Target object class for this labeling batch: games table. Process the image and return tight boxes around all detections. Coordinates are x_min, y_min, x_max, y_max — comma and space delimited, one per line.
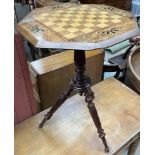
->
17, 3, 139, 152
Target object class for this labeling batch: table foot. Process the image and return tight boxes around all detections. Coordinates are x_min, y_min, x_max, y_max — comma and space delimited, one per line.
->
84, 88, 109, 152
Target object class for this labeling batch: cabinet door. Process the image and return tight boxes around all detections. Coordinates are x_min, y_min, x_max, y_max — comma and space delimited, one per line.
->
14, 34, 38, 125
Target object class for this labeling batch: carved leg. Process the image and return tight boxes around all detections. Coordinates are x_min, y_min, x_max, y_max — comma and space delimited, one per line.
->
39, 86, 73, 128
84, 88, 109, 152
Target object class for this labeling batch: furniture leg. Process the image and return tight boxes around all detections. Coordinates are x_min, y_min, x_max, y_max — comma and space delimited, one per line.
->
39, 86, 73, 128
84, 88, 109, 152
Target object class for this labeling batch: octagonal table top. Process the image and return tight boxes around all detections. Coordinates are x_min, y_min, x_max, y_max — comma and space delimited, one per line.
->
17, 3, 139, 50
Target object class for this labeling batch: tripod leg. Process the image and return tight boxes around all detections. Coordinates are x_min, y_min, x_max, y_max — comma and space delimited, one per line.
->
39, 86, 73, 128
84, 88, 109, 152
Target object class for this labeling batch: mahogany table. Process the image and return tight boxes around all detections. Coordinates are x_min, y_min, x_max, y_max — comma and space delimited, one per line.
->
17, 3, 139, 152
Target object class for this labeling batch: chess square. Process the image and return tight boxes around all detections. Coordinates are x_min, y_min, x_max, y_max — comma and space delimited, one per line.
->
99, 18, 109, 23
87, 14, 96, 19
64, 33, 77, 39
59, 22, 68, 27
84, 23, 94, 28
79, 10, 87, 14
100, 15, 109, 19
67, 28, 79, 33
111, 19, 121, 23
73, 18, 83, 22
85, 18, 96, 23
96, 23, 108, 28
111, 15, 121, 19
70, 22, 81, 27
81, 28, 94, 33
61, 18, 70, 22
53, 27, 65, 32
75, 14, 85, 18
45, 21, 55, 26
99, 11, 109, 15
92, 20, 102, 25
63, 14, 73, 18
89, 11, 98, 15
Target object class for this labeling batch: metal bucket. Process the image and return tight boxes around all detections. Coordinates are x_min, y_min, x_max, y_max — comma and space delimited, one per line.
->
125, 47, 140, 93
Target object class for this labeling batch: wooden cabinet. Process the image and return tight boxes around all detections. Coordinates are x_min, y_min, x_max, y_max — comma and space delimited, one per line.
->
80, 0, 132, 11
29, 50, 104, 110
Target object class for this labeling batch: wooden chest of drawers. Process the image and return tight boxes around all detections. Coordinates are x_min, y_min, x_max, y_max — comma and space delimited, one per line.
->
29, 50, 104, 110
